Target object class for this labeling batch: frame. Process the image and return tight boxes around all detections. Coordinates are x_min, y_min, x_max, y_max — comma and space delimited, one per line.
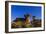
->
5, 1, 45, 33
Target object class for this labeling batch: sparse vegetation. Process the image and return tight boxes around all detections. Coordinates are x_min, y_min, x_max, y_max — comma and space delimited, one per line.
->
11, 14, 41, 28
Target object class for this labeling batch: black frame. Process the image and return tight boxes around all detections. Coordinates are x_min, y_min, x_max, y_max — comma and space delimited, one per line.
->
5, 1, 45, 33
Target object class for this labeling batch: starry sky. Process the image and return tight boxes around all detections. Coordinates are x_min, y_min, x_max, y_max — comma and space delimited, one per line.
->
11, 5, 41, 21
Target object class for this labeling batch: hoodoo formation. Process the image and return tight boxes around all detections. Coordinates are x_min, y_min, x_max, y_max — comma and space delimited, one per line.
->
11, 14, 41, 28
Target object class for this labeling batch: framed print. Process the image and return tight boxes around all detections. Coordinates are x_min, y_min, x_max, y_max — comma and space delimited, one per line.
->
5, 1, 45, 33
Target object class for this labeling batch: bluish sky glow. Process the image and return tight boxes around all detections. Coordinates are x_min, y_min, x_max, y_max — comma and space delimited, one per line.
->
11, 5, 41, 21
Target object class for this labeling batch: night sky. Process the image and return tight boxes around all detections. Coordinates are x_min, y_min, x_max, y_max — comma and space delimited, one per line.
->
11, 5, 41, 21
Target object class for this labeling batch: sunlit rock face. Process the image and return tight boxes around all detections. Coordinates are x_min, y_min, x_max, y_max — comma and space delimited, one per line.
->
11, 14, 32, 28
25, 17, 31, 24
24, 14, 31, 24
24, 14, 32, 28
